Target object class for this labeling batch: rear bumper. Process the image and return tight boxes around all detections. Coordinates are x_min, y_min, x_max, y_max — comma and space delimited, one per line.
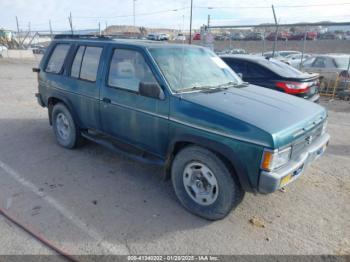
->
258, 133, 330, 193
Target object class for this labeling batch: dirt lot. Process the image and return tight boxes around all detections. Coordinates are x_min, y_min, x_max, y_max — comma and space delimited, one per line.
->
0, 58, 349, 256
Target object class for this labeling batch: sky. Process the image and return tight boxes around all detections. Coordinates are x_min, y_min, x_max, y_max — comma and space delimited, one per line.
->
1, 0, 350, 32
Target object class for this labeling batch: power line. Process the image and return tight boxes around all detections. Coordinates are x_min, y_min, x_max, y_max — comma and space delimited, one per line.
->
74, 7, 188, 19
196, 2, 350, 9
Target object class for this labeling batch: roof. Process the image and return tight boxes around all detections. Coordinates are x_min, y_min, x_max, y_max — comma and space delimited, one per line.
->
52, 34, 196, 49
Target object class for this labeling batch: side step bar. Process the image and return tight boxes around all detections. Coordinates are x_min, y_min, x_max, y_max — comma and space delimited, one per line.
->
81, 131, 165, 166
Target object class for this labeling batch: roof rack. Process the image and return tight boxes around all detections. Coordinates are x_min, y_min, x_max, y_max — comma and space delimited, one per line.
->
54, 34, 112, 40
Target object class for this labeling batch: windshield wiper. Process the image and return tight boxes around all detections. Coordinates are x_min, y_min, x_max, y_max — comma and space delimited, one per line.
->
176, 81, 249, 93
176, 85, 215, 93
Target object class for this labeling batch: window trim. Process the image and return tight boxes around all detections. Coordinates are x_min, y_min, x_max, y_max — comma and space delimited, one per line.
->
44, 43, 71, 75
69, 45, 103, 83
106, 47, 160, 94
70, 45, 86, 80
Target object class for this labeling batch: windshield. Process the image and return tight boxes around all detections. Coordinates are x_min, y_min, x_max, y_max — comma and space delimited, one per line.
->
280, 51, 300, 57
149, 46, 241, 92
334, 56, 350, 69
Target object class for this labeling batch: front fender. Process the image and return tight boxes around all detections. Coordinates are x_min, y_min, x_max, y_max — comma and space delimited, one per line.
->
166, 134, 259, 193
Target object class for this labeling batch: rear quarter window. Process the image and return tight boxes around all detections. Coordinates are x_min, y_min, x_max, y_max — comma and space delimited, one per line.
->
80, 47, 102, 82
70, 46, 103, 82
45, 44, 70, 74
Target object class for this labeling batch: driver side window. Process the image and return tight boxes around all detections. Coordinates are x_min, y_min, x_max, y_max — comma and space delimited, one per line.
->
108, 49, 158, 92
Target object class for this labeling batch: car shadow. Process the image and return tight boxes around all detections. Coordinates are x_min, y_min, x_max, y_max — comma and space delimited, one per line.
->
325, 144, 350, 158
0, 118, 212, 253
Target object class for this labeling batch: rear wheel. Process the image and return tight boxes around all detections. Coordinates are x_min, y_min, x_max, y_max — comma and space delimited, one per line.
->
171, 146, 244, 220
52, 103, 82, 149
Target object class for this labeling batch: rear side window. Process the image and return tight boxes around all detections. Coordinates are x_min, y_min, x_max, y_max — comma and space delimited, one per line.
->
246, 63, 271, 78
70, 46, 102, 82
45, 44, 70, 73
225, 59, 246, 75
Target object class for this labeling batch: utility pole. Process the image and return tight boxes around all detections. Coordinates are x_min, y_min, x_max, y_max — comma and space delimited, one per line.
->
262, 29, 266, 55
271, 5, 278, 57
299, 26, 308, 69
16, 16, 21, 47
68, 12, 73, 35
207, 14, 210, 27
49, 20, 53, 39
189, 0, 193, 44
346, 56, 350, 91
98, 22, 101, 36
133, 0, 136, 27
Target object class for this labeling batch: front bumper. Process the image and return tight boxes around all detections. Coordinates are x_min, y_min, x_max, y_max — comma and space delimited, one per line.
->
258, 133, 330, 193
35, 93, 45, 107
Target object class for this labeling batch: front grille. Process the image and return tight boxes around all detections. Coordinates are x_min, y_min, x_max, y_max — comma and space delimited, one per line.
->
291, 124, 323, 159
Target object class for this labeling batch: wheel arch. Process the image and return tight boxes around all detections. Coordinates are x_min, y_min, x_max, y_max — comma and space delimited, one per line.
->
165, 135, 255, 193
47, 94, 80, 127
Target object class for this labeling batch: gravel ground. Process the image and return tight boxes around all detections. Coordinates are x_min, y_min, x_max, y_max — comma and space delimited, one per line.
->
0, 58, 349, 256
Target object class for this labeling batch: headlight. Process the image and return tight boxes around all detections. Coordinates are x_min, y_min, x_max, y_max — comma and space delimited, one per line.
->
321, 120, 328, 135
261, 147, 292, 171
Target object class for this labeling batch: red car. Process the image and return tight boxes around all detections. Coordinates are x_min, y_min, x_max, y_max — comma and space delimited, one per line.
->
193, 33, 201, 40
266, 32, 290, 41
289, 32, 317, 40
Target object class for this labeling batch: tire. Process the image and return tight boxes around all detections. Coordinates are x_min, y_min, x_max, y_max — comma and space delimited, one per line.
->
171, 146, 244, 220
52, 103, 83, 149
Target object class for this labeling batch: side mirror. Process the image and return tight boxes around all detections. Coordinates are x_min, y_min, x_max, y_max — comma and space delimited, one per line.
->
237, 73, 243, 79
139, 82, 164, 99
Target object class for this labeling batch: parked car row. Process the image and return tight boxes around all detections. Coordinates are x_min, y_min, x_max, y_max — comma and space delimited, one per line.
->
211, 31, 350, 41
147, 33, 169, 41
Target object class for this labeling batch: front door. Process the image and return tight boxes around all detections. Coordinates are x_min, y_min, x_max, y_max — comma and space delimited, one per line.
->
100, 47, 169, 157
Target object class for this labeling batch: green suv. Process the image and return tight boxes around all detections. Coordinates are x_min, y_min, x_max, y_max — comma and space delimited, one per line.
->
34, 35, 330, 220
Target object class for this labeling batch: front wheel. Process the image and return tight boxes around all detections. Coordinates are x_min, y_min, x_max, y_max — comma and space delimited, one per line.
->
171, 146, 244, 220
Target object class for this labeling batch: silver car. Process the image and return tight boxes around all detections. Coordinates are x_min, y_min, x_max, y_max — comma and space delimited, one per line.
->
302, 54, 350, 81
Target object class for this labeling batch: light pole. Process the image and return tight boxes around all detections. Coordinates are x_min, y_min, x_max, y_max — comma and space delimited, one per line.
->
133, 0, 137, 27
189, 0, 193, 44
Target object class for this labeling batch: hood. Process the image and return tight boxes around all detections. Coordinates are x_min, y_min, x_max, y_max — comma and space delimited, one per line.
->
175, 84, 327, 148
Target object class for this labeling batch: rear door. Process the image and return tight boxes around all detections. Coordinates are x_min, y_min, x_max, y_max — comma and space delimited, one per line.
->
65, 44, 104, 129
99, 46, 169, 157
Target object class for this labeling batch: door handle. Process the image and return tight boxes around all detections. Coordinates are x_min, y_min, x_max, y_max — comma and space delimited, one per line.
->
102, 97, 111, 104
